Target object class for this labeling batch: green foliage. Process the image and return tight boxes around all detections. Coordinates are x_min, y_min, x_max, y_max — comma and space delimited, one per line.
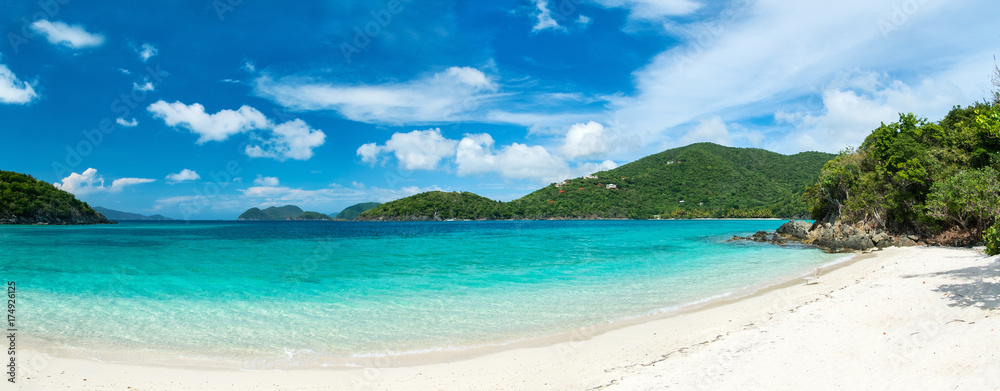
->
237, 205, 331, 220
238, 205, 304, 220
361, 143, 833, 220
925, 167, 1000, 232
360, 191, 505, 220
0, 170, 106, 224
335, 202, 382, 220
804, 104, 1000, 239
985, 222, 1000, 256
296, 211, 333, 220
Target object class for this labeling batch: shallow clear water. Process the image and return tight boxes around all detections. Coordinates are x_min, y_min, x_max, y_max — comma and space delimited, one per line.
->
0, 220, 844, 368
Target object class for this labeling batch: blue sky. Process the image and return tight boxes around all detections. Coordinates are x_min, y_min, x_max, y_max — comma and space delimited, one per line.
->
1, 0, 998, 219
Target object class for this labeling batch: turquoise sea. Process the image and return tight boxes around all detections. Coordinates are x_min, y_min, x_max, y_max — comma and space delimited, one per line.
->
1, 220, 846, 369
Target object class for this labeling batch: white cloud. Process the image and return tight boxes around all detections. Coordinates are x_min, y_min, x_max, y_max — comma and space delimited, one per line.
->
608, 0, 998, 153
559, 121, 610, 159
110, 177, 156, 192
363, 129, 619, 183
360, 128, 458, 170
133, 81, 155, 92
356, 143, 383, 165
53, 168, 104, 195
148, 101, 327, 161
29, 20, 105, 49
54, 168, 154, 195
245, 119, 326, 161
254, 175, 279, 187
254, 66, 497, 124
590, 0, 701, 20
137, 43, 157, 62
454, 133, 618, 183
0, 64, 37, 104
455, 133, 497, 176
118, 68, 132, 75
531, 0, 562, 32
116, 117, 138, 127
679, 116, 731, 146
772, 70, 974, 153
147, 101, 269, 144
165, 169, 201, 183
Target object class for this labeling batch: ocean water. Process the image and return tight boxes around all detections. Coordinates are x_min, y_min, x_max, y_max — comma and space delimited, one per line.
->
0, 220, 845, 369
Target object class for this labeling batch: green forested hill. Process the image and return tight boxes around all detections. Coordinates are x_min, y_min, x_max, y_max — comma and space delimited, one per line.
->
511, 143, 832, 219
0, 170, 113, 224
334, 202, 382, 220
360, 191, 504, 221
237, 205, 333, 220
359, 143, 833, 221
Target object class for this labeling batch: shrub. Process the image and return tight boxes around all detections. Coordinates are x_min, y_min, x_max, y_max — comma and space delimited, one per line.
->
985, 222, 1000, 256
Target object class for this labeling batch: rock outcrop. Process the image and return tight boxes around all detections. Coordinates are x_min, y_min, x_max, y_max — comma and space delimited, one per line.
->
732, 220, 927, 253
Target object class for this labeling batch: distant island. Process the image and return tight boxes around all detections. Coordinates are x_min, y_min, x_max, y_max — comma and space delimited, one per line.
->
0, 170, 114, 225
359, 143, 833, 221
95, 207, 173, 221
334, 202, 381, 220
237, 205, 333, 221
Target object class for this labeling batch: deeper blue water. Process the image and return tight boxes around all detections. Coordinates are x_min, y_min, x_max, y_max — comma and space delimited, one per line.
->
0, 220, 844, 368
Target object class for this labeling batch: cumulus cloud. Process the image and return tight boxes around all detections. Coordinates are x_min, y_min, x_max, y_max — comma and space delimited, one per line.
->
254, 175, 280, 187
559, 121, 611, 159
116, 117, 138, 127
165, 169, 200, 183
457, 134, 618, 182
0, 64, 38, 104
29, 20, 105, 49
148, 101, 326, 160
147, 101, 269, 144
245, 119, 326, 161
254, 66, 497, 124
358, 128, 458, 170
361, 129, 618, 183
54, 168, 154, 195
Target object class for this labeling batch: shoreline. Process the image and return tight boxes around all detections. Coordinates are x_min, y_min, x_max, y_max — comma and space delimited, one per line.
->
19, 246, 999, 390
19, 248, 850, 372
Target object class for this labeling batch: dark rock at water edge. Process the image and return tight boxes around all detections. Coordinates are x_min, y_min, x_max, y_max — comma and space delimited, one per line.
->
732, 220, 928, 253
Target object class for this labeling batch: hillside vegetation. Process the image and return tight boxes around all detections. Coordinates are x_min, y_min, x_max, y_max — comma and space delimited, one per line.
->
0, 170, 112, 224
359, 143, 832, 221
804, 103, 1000, 250
360, 191, 504, 221
334, 202, 382, 220
238, 205, 332, 221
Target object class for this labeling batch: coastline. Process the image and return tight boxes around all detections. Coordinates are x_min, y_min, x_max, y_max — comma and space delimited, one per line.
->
17, 246, 1000, 390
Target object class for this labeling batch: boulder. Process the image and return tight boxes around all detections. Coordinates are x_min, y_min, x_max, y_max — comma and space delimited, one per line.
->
776, 220, 812, 239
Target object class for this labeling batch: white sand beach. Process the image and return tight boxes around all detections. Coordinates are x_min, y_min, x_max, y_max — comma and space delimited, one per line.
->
16, 246, 1000, 390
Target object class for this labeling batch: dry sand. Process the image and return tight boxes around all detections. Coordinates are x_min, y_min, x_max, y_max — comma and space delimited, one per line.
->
14, 246, 1000, 390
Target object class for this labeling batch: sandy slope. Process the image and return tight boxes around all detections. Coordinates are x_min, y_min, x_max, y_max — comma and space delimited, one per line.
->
14, 247, 1000, 390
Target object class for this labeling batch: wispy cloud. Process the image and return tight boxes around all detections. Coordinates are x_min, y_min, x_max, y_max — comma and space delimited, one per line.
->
254, 66, 498, 125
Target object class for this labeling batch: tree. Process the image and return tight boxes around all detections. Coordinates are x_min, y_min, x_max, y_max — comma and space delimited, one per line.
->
993, 59, 1000, 105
